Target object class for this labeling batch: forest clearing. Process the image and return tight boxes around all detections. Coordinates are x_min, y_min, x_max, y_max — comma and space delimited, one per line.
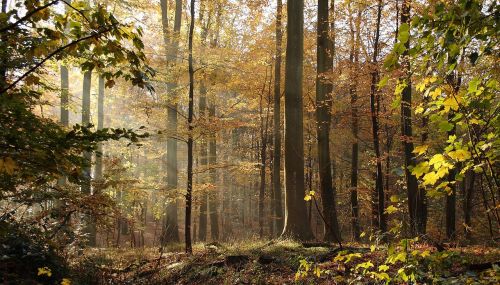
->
0, 0, 499, 284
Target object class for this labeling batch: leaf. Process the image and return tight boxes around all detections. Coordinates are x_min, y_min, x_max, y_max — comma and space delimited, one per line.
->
379, 264, 389, 272
412, 162, 430, 178
0, 157, 17, 175
439, 121, 454, 132
360, 232, 366, 238
448, 149, 471, 161
413, 145, 429, 155
423, 171, 440, 186
385, 205, 399, 214
304, 195, 312, 201
378, 76, 389, 89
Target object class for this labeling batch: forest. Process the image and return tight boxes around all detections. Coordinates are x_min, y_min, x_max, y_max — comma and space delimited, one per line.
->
0, 0, 499, 284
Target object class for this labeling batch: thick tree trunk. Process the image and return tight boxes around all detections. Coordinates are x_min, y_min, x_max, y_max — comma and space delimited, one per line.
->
316, 0, 340, 243
348, 2, 361, 241
160, 0, 182, 244
400, 0, 420, 236
369, 0, 386, 234
185, 0, 195, 255
281, 0, 314, 241
272, 0, 284, 236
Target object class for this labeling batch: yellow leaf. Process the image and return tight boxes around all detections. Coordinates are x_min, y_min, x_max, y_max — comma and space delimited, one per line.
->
385, 205, 399, 214
429, 154, 446, 169
443, 96, 459, 112
413, 145, 429, 155
429, 87, 442, 99
421, 250, 431, 258
38, 267, 52, 277
423, 171, 439, 186
448, 149, 471, 162
360, 232, 366, 238
61, 279, 72, 285
304, 195, 312, 201
379, 264, 389, 272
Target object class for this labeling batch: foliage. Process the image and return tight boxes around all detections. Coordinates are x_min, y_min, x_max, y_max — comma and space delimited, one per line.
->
0, 0, 152, 265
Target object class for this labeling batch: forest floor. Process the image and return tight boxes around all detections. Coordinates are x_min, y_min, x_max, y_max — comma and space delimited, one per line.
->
69, 239, 500, 285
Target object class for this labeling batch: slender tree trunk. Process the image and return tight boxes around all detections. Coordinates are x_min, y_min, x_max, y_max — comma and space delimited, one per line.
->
259, 80, 267, 238
272, 0, 284, 236
348, 2, 361, 241
316, 0, 340, 243
185, 0, 195, 255
369, 0, 386, 234
198, 85, 208, 242
82, 70, 96, 246
94, 76, 104, 180
160, 0, 182, 244
400, 0, 420, 236
281, 0, 314, 241
208, 101, 219, 240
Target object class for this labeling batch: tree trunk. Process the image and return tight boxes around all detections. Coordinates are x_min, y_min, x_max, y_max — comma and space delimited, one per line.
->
316, 0, 341, 243
348, 2, 361, 241
160, 0, 182, 244
400, 0, 420, 236
185, 0, 195, 255
198, 85, 208, 242
82, 70, 96, 246
281, 0, 314, 241
369, 0, 386, 234
94, 76, 104, 181
272, 0, 284, 237
208, 101, 219, 240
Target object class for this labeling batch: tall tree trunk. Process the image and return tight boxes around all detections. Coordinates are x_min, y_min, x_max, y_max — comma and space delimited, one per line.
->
208, 101, 219, 240
198, 85, 208, 242
0, 0, 8, 89
82, 70, 96, 246
94, 76, 104, 180
348, 2, 361, 241
281, 0, 314, 241
316, 0, 340, 243
400, 0, 420, 236
272, 0, 284, 236
160, 0, 182, 244
259, 81, 267, 238
185, 0, 195, 255
369, 0, 386, 234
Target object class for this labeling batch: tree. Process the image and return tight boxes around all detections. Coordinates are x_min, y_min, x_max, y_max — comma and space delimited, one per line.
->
398, 0, 424, 236
185, 0, 196, 255
160, 0, 182, 244
272, 0, 284, 236
369, 0, 386, 234
348, 1, 361, 241
94, 76, 105, 181
281, 0, 314, 241
82, 70, 96, 246
316, 0, 340, 243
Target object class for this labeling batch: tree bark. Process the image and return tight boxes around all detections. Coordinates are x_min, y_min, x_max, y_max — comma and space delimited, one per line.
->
369, 0, 386, 234
348, 2, 361, 241
281, 0, 314, 241
82, 70, 96, 246
272, 0, 284, 237
463, 170, 475, 240
208, 101, 219, 240
400, 0, 420, 236
316, 0, 341, 243
94, 76, 104, 181
160, 0, 182, 244
185, 0, 195, 255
